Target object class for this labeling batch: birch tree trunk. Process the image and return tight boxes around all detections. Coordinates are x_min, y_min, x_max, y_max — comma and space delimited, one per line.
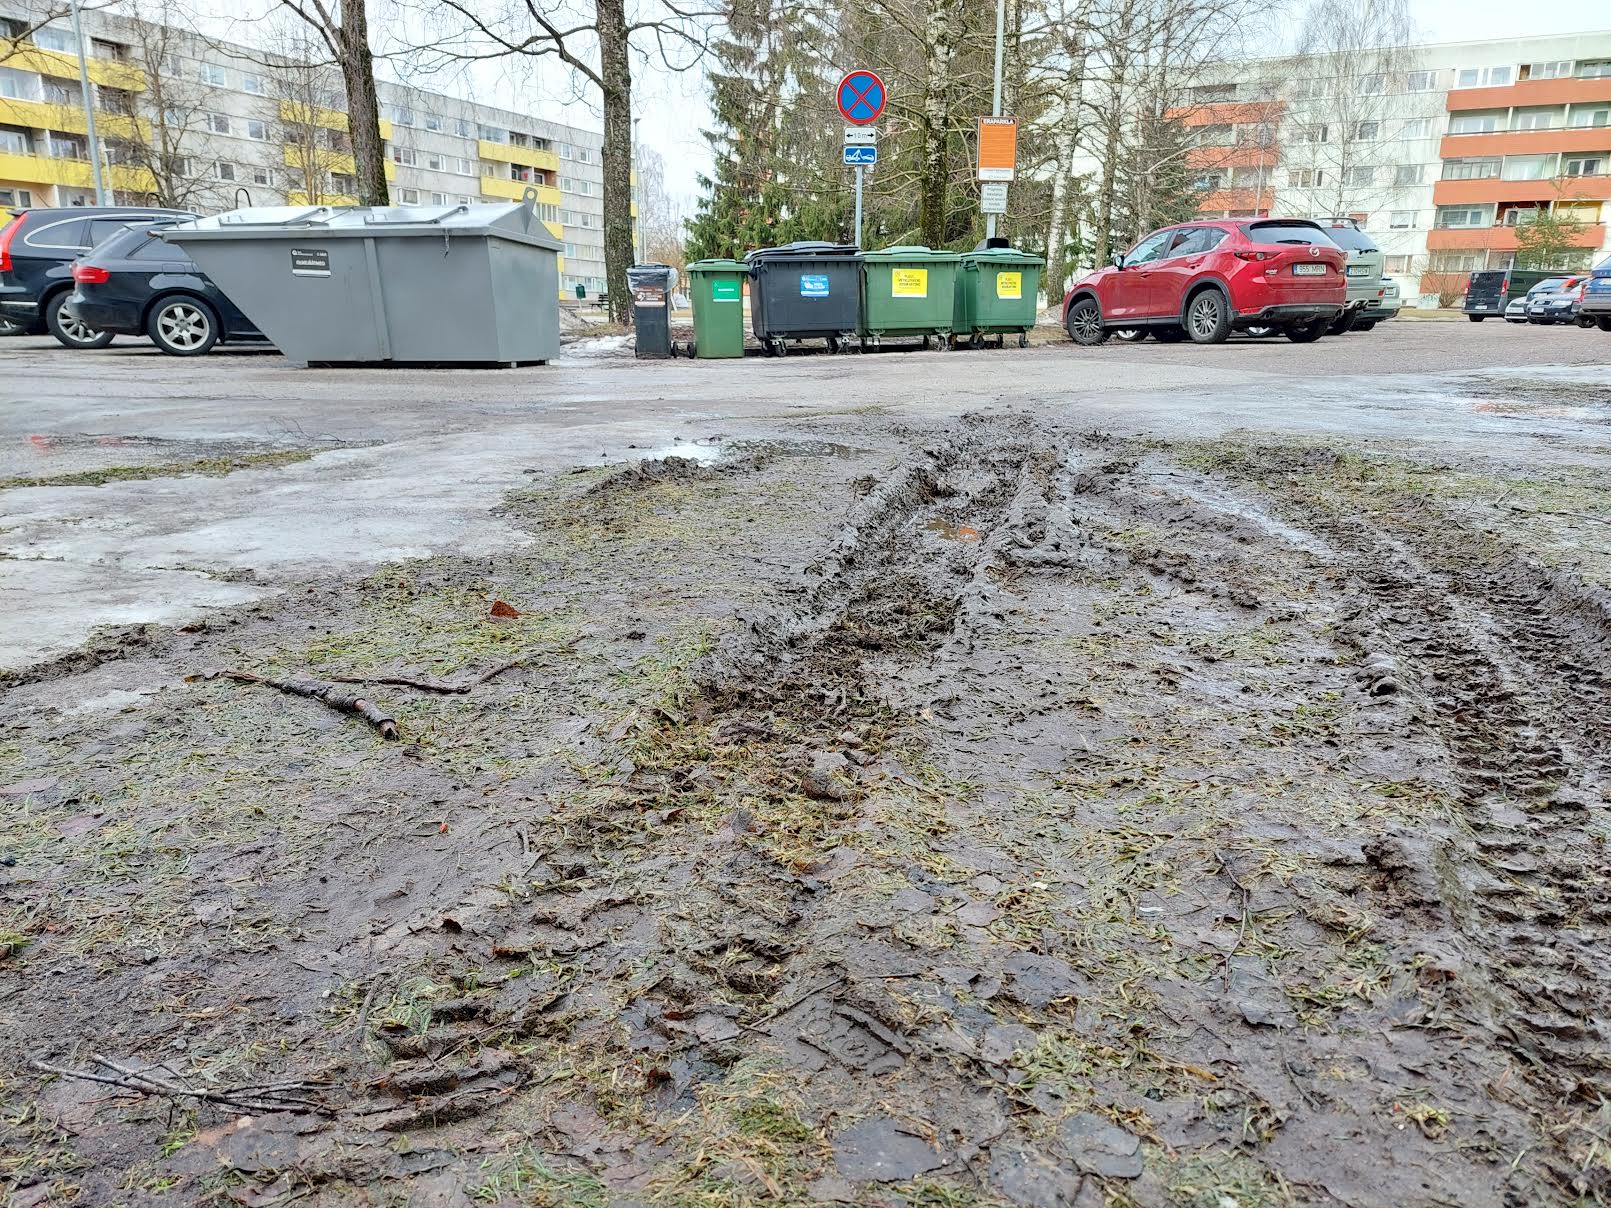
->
1044, 41, 1084, 292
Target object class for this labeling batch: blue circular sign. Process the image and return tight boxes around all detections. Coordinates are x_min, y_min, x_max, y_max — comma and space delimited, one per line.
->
837, 71, 886, 126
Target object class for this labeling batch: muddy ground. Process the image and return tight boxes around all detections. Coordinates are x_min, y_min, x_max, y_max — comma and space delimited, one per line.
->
3, 339, 1611, 1207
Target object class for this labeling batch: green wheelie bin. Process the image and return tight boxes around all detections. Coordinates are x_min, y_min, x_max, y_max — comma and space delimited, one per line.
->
858, 245, 960, 350
685, 258, 749, 358
955, 248, 1045, 348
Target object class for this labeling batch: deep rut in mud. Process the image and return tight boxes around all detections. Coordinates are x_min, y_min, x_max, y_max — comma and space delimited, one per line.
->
5, 419, 1610, 1207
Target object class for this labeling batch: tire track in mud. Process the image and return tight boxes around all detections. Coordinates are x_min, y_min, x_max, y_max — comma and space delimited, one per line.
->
1194, 446, 1611, 1199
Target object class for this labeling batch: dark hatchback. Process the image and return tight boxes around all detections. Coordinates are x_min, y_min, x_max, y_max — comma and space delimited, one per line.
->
0, 205, 194, 347
63, 222, 266, 356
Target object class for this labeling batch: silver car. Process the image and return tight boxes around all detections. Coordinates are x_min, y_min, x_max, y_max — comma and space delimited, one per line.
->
1317, 218, 1385, 334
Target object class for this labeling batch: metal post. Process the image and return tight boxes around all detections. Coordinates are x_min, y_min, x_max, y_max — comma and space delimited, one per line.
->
853, 164, 863, 249
68, 0, 109, 205
985, 0, 1005, 239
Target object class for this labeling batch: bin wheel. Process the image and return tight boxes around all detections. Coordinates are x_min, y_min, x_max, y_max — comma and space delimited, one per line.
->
968, 333, 982, 349
826, 336, 841, 354
1017, 333, 1028, 348
688, 342, 696, 359
997, 335, 1007, 349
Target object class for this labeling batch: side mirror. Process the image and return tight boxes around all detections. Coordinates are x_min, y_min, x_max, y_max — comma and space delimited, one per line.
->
1111, 253, 1126, 270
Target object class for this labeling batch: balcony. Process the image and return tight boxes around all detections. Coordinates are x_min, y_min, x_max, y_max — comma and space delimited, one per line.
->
285, 189, 359, 207
0, 96, 145, 141
1186, 144, 1278, 171
0, 43, 145, 91
478, 175, 561, 206
1448, 76, 1611, 112
1439, 127, 1611, 158
277, 100, 393, 142
1171, 101, 1285, 127
476, 139, 559, 173
1433, 175, 1611, 205
0, 149, 155, 192
1425, 222, 1606, 251
1197, 187, 1273, 213
284, 145, 397, 183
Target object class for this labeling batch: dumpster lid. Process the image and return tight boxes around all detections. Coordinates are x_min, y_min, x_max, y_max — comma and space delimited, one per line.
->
157, 196, 562, 250
746, 241, 860, 261
628, 262, 679, 287
860, 244, 961, 262
962, 247, 1045, 266
686, 258, 749, 272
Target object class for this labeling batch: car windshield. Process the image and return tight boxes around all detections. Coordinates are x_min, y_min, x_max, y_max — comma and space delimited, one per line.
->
1242, 221, 1330, 247
1320, 224, 1380, 252
1532, 278, 1569, 293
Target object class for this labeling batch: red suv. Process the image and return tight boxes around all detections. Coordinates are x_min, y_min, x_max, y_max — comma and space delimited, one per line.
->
1063, 219, 1347, 345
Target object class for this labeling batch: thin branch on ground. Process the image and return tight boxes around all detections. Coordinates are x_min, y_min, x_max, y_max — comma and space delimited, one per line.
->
33, 1056, 331, 1115
208, 670, 399, 739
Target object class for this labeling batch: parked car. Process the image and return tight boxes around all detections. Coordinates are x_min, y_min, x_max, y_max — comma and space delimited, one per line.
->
1464, 268, 1555, 321
0, 205, 195, 348
1504, 296, 1530, 323
1063, 219, 1346, 346
1524, 276, 1586, 325
1316, 217, 1385, 333
1356, 276, 1402, 330
61, 221, 266, 356
1579, 257, 1611, 331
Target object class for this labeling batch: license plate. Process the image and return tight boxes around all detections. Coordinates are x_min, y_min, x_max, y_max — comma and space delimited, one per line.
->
1293, 263, 1326, 276
1346, 265, 1370, 277
1474, 304, 1492, 310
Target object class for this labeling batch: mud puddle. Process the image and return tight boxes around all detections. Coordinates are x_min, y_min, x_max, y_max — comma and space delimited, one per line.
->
2, 418, 1608, 1206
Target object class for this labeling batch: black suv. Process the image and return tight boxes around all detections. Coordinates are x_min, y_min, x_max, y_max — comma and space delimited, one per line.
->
0, 205, 194, 348
64, 222, 266, 356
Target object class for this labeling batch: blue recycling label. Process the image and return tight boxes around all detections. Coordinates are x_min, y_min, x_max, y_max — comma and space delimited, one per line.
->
800, 274, 830, 298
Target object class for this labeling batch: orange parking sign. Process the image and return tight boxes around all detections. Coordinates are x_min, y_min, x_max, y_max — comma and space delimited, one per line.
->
978, 117, 1017, 182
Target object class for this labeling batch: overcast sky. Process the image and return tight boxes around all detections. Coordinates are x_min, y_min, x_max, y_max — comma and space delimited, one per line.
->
177, 2, 1608, 215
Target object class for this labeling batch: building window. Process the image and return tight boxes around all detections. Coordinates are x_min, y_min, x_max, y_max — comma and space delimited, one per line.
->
331, 173, 356, 194
47, 132, 86, 159
1193, 123, 1233, 146
1429, 252, 1480, 272
425, 114, 442, 132
430, 191, 446, 205
1388, 211, 1415, 229
1511, 108, 1561, 131
1442, 157, 1501, 180
1455, 65, 1512, 88
391, 145, 416, 166
557, 142, 572, 159
0, 67, 39, 100
1295, 124, 1330, 144
251, 166, 273, 186
1287, 169, 1324, 188
32, 26, 75, 53
1394, 164, 1424, 186
455, 157, 473, 175
89, 37, 126, 60
1194, 172, 1224, 190
1434, 206, 1488, 228
477, 124, 506, 143
1502, 154, 1554, 181
1556, 201, 1602, 223
241, 73, 267, 95
1449, 113, 1500, 134
481, 161, 495, 176
1355, 73, 1385, 95
1563, 155, 1605, 177
426, 153, 443, 171
399, 187, 420, 204
1501, 205, 1541, 226
1405, 70, 1438, 92
172, 155, 191, 177
456, 119, 471, 137
0, 127, 31, 155
1235, 123, 1274, 146
458, 195, 473, 205
0, 187, 33, 208
1384, 255, 1413, 273
576, 147, 593, 163
1571, 106, 1610, 128
1579, 60, 1611, 79
201, 62, 228, 87
561, 177, 574, 192
214, 161, 235, 181
1400, 118, 1432, 140
245, 120, 269, 141
393, 107, 415, 127
1344, 165, 1375, 187
1190, 83, 1236, 102
207, 113, 231, 135
1520, 61, 1571, 81
1353, 121, 1379, 140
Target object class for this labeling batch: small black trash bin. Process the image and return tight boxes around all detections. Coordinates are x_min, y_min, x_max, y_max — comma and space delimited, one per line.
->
746, 241, 861, 355
629, 262, 677, 359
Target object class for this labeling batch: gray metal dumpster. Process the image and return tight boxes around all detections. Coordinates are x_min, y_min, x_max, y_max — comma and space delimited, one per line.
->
628, 262, 676, 359
157, 191, 561, 366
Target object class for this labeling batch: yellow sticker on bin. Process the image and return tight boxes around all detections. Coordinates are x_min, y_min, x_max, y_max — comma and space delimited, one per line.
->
892, 268, 928, 298
996, 271, 1022, 300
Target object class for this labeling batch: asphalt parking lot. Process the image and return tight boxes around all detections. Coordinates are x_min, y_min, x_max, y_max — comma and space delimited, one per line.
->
2, 318, 1607, 673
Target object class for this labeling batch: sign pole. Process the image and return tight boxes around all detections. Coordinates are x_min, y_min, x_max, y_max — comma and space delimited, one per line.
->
854, 164, 864, 249
986, 0, 1005, 240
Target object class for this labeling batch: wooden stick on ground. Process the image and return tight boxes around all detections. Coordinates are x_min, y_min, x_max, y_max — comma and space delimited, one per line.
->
329, 657, 527, 696
214, 671, 398, 740
33, 1057, 329, 1115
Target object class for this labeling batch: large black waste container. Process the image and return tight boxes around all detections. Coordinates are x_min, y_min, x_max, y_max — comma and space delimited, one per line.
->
629, 262, 677, 359
746, 242, 860, 355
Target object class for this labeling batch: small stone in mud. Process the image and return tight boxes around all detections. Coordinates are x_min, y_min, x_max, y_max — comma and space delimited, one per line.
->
800, 751, 856, 801
832, 1116, 944, 1182
1057, 1113, 1143, 1179
1004, 953, 1086, 1008
987, 1145, 1084, 1208
979, 1023, 1038, 1065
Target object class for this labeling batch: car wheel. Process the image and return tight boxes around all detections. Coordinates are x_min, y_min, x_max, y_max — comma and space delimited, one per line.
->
1327, 310, 1358, 336
1153, 326, 1186, 343
1244, 325, 1279, 339
0, 315, 26, 337
147, 296, 219, 356
1285, 319, 1328, 343
1598, 316, 1611, 332
1112, 327, 1148, 342
1184, 289, 1231, 344
1065, 297, 1107, 346
1354, 320, 1377, 331
1468, 315, 1485, 322
46, 292, 114, 350
1576, 316, 1594, 329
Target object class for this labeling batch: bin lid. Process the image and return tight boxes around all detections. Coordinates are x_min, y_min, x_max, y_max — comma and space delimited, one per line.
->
157, 199, 562, 250
860, 244, 961, 263
746, 241, 860, 262
628, 262, 678, 288
961, 247, 1045, 267
686, 258, 749, 272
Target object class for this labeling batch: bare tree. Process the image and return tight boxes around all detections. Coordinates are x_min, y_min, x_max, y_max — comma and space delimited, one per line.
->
268, 39, 355, 205
634, 143, 684, 266
272, 0, 389, 206
0, 0, 106, 68
412, 0, 716, 322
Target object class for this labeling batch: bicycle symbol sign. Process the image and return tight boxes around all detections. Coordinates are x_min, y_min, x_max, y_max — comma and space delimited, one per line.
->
836, 71, 886, 126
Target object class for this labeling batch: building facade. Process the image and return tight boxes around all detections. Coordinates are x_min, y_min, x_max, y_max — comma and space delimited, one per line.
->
1172, 32, 1611, 301
0, 4, 621, 296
